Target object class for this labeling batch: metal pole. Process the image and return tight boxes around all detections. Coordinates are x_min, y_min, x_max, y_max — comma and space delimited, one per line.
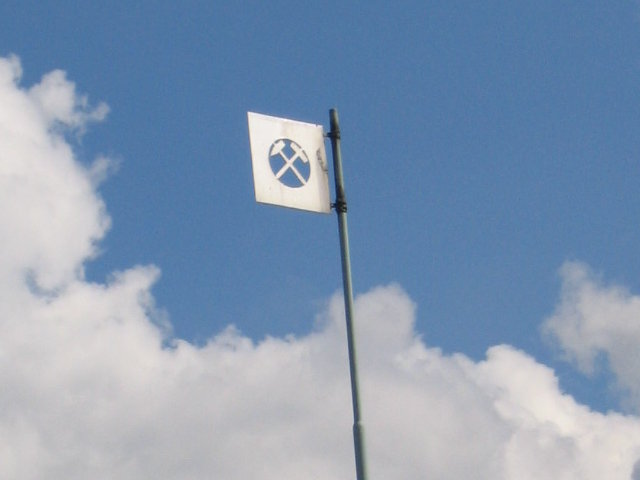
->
328, 108, 368, 480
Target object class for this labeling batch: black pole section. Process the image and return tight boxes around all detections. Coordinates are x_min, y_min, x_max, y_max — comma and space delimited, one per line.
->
328, 108, 368, 480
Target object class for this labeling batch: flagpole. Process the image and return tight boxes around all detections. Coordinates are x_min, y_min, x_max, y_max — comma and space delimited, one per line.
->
328, 108, 368, 480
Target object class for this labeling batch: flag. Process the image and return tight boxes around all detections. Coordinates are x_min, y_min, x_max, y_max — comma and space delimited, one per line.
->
247, 112, 331, 214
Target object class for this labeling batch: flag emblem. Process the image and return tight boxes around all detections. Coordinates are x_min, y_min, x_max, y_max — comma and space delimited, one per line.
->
269, 138, 311, 188
248, 112, 330, 213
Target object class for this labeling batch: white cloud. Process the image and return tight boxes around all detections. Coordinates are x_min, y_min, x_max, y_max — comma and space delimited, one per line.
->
0, 55, 111, 291
2, 55, 640, 479
28, 68, 109, 133
543, 262, 640, 410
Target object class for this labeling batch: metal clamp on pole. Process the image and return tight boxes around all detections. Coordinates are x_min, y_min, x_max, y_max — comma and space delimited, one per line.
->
328, 108, 368, 480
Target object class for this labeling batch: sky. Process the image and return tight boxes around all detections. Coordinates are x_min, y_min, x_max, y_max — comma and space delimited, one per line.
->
2, 1, 640, 478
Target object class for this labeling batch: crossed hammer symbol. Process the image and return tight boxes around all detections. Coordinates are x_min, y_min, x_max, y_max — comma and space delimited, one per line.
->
270, 139, 309, 186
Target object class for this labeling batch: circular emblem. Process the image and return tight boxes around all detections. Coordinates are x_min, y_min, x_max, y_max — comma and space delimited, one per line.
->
268, 138, 311, 188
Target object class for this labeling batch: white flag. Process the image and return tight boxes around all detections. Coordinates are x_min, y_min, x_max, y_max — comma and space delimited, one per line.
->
247, 112, 331, 214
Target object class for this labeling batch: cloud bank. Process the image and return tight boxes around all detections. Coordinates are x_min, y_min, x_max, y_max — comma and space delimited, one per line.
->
2, 55, 640, 479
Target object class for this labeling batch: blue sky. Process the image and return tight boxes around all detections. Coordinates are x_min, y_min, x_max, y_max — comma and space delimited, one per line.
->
6, 0, 640, 406
3, 2, 640, 477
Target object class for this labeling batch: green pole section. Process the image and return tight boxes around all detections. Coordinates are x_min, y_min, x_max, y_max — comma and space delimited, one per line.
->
328, 108, 368, 480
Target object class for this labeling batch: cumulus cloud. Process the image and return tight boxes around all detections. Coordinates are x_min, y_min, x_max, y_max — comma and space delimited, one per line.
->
2, 55, 640, 479
0, 54, 111, 290
544, 262, 640, 411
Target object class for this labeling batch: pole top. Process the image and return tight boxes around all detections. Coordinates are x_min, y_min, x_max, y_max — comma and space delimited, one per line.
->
329, 108, 341, 140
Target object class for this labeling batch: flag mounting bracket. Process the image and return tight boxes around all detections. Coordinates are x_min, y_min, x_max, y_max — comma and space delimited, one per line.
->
331, 199, 348, 213
325, 129, 341, 140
